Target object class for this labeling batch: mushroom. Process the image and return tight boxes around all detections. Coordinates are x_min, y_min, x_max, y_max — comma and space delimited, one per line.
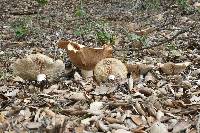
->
125, 63, 153, 81
12, 53, 65, 81
158, 62, 191, 75
94, 58, 128, 83
58, 40, 113, 78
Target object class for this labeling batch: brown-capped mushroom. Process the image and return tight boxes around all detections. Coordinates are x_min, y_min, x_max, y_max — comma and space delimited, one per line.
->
94, 58, 128, 83
125, 63, 153, 81
58, 40, 113, 78
158, 62, 191, 75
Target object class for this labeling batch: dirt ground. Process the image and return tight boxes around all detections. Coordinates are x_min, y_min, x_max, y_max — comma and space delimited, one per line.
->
0, 0, 200, 133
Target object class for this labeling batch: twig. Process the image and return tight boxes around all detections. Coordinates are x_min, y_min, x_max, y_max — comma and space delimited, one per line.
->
197, 114, 200, 133
10, 11, 38, 15
140, 28, 189, 50
0, 41, 34, 50
147, 19, 197, 46
60, 109, 87, 115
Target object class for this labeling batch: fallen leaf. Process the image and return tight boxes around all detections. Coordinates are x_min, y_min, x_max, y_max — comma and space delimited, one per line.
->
109, 123, 129, 130
133, 27, 155, 36
113, 129, 132, 133
150, 122, 168, 133
172, 120, 191, 133
65, 92, 87, 101
0, 113, 5, 123
26, 122, 42, 130
97, 120, 110, 132
75, 125, 85, 133
135, 101, 146, 116
103, 117, 123, 124
131, 115, 143, 126
87, 102, 104, 115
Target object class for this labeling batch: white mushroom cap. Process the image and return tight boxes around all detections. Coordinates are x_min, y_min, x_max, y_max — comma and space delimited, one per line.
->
12, 53, 65, 81
94, 58, 128, 83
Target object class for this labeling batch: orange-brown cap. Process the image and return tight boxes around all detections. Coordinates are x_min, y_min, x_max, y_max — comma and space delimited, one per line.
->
58, 40, 113, 70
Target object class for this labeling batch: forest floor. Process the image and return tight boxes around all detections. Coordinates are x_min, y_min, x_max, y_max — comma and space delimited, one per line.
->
0, 0, 200, 133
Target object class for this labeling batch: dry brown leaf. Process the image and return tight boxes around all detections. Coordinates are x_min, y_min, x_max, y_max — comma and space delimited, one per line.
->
130, 126, 145, 133
133, 27, 155, 36
43, 84, 59, 94
145, 72, 156, 83
61, 109, 87, 116
147, 116, 156, 126
131, 115, 143, 126
164, 99, 175, 107
156, 110, 164, 121
43, 108, 56, 117
113, 129, 132, 133
65, 92, 87, 101
126, 22, 140, 32
81, 116, 100, 125
130, 40, 143, 49
92, 85, 110, 95
103, 117, 123, 124
97, 120, 110, 132
138, 87, 153, 97
146, 103, 157, 118
109, 123, 129, 130
26, 122, 42, 130
54, 115, 66, 133
0, 113, 5, 123
75, 125, 85, 133
150, 122, 168, 133
135, 101, 146, 116
172, 120, 191, 133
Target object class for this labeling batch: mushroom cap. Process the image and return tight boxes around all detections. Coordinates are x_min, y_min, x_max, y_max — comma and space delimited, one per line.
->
12, 53, 65, 81
125, 63, 153, 80
94, 58, 128, 83
58, 40, 113, 70
158, 62, 191, 75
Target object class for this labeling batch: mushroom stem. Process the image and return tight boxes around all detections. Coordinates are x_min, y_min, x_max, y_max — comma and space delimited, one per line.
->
128, 75, 133, 91
81, 69, 93, 78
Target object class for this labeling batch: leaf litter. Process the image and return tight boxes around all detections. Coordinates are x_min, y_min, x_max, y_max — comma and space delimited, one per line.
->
1, 0, 200, 133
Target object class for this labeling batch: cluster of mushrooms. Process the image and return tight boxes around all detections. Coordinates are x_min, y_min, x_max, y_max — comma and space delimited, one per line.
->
58, 40, 128, 83
12, 39, 190, 84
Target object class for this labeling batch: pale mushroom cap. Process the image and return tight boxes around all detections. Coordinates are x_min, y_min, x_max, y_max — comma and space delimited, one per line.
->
94, 58, 128, 83
12, 53, 65, 81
